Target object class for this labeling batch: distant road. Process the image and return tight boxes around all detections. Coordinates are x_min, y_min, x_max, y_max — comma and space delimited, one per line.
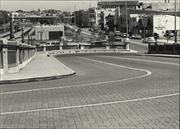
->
130, 39, 148, 53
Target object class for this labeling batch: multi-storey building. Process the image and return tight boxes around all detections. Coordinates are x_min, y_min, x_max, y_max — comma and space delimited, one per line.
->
98, 1, 139, 32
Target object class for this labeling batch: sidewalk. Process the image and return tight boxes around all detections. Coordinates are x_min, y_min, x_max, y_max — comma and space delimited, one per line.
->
0, 53, 75, 84
144, 54, 180, 58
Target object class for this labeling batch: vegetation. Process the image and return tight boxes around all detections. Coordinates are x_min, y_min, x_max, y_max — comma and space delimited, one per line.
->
0, 10, 9, 25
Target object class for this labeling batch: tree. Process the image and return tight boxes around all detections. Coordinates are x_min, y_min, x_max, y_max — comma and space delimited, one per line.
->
146, 17, 153, 36
97, 31, 105, 41
0, 11, 9, 25
76, 28, 83, 42
108, 31, 115, 44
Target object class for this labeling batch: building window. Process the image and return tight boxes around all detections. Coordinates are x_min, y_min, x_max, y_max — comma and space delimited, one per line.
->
49, 31, 63, 40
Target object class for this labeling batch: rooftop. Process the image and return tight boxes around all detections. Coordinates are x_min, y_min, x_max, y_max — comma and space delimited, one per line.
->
98, 1, 139, 6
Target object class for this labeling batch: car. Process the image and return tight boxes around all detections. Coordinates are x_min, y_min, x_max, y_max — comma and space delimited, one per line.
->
143, 37, 155, 43
130, 35, 136, 39
130, 34, 142, 39
114, 36, 122, 42
170, 32, 174, 37
91, 40, 109, 46
114, 31, 121, 36
134, 35, 142, 39
121, 33, 129, 38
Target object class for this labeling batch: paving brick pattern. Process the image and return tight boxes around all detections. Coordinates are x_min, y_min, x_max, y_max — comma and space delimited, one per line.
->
0, 55, 179, 129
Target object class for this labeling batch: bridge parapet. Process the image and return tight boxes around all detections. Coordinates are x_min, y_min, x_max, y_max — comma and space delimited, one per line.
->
0, 39, 36, 75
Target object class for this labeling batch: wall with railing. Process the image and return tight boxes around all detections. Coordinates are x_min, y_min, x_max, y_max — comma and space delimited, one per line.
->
0, 39, 36, 75
36, 42, 130, 52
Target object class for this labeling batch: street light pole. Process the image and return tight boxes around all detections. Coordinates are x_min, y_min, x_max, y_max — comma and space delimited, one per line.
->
125, 0, 128, 38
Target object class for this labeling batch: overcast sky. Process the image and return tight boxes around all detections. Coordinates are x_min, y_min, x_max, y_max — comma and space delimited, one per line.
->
1, 0, 98, 11
1, 0, 176, 12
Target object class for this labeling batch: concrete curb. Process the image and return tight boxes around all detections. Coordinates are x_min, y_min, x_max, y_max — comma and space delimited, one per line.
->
0, 71, 76, 84
139, 54, 180, 58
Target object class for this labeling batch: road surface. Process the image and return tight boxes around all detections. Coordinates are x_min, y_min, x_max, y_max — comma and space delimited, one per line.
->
0, 54, 179, 129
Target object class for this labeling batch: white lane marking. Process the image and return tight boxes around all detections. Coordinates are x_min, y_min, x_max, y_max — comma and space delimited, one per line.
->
102, 56, 179, 66
79, 57, 152, 75
0, 93, 179, 115
0, 57, 151, 95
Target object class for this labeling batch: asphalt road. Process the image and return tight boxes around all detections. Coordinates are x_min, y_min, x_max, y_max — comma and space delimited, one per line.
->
0, 54, 179, 129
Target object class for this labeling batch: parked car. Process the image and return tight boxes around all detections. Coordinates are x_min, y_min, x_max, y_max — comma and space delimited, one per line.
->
121, 33, 129, 38
143, 37, 155, 43
91, 40, 109, 46
115, 37, 122, 41
114, 31, 121, 36
130, 34, 142, 39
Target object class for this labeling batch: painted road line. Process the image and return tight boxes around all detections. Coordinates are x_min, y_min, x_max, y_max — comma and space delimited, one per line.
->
0, 57, 152, 95
0, 93, 179, 115
79, 57, 152, 75
102, 56, 179, 66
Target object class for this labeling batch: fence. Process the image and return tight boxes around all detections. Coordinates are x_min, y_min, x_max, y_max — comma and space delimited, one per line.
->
0, 46, 2, 69
148, 43, 180, 55
0, 39, 36, 74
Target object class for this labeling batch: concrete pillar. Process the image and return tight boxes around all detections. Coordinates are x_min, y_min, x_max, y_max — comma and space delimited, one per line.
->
43, 45, 46, 52
1, 39, 8, 74
124, 38, 130, 50
126, 43, 130, 50
16, 46, 20, 66
106, 45, 110, 50
59, 45, 63, 51
80, 45, 84, 50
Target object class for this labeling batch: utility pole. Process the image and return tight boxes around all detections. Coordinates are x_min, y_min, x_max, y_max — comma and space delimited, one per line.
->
10, 13, 14, 40
174, 0, 177, 43
21, 27, 24, 43
89, 0, 92, 8
74, 5, 76, 25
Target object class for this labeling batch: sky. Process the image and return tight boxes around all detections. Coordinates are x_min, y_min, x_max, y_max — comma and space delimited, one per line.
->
0, 0, 98, 11
0, 0, 176, 12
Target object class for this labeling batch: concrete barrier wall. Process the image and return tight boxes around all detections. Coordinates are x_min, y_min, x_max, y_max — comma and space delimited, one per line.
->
8, 46, 17, 68
0, 39, 36, 75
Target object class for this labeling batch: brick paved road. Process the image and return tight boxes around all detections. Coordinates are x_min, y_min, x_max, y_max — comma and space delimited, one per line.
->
0, 54, 179, 129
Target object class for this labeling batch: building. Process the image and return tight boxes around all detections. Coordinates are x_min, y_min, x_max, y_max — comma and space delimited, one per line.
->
35, 25, 65, 44
63, 16, 75, 24
74, 8, 101, 28
89, 8, 98, 28
75, 10, 89, 28
98, 1, 139, 13
153, 15, 180, 37
98, 1, 140, 31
